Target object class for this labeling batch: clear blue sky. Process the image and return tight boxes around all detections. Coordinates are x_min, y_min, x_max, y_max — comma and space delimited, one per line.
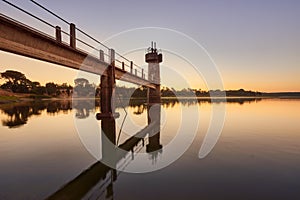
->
1, 0, 299, 91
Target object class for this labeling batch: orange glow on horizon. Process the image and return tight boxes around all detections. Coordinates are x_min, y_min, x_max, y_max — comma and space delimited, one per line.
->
0, 51, 299, 93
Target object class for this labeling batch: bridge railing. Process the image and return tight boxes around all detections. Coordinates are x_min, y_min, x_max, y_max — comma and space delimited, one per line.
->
1, 0, 148, 81
115, 52, 148, 80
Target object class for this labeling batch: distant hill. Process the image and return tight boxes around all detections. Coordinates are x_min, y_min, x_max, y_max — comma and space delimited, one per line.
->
261, 92, 300, 97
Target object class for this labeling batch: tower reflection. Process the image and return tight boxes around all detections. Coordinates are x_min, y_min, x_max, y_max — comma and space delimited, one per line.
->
47, 101, 162, 200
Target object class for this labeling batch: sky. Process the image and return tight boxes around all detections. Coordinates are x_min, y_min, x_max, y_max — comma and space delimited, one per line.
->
0, 0, 300, 92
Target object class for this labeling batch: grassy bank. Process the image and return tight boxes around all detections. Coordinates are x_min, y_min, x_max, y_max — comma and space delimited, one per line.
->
0, 95, 20, 104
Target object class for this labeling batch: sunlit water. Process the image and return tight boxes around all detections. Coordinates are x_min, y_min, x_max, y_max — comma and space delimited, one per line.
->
0, 98, 299, 199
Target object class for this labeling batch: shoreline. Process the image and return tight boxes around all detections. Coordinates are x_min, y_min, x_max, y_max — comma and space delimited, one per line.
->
1, 94, 300, 105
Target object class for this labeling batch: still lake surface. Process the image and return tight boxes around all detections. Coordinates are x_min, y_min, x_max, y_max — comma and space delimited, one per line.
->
0, 98, 299, 199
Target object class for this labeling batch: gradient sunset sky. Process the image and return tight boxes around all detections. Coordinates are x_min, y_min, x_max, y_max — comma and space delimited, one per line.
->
1, 0, 299, 92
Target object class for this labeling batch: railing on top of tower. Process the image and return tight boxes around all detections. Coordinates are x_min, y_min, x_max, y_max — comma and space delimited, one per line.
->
146, 41, 162, 54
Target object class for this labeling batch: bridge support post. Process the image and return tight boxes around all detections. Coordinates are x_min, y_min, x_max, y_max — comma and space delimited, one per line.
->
97, 49, 116, 118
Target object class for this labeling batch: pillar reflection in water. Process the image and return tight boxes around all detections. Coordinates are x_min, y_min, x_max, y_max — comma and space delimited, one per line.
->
48, 101, 163, 199
146, 103, 163, 154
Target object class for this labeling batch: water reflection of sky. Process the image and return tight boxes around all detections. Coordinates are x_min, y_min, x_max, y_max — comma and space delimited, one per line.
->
0, 98, 299, 199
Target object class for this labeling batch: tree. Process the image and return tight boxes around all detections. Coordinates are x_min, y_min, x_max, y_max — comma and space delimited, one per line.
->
45, 82, 58, 96
56, 83, 73, 97
161, 87, 176, 97
1, 70, 26, 83
74, 78, 95, 97
30, 81, 46, 95
131, 86, 147, 98
0, 70, 32, 93
74, 78, 89, 87
31, 81, 40, 88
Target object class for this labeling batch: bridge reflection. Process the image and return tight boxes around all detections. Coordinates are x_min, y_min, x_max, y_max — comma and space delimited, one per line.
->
47, 102, 162, 200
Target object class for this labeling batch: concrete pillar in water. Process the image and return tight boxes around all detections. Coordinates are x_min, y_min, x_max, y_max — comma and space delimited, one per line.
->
98, 49, 116, 118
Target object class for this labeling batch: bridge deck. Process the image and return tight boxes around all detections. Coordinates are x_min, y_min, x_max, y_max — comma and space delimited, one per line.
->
0, 14, 156, 88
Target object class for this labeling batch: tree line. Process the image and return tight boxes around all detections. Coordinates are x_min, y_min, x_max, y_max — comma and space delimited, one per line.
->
0, 70, 262, 98
130, 87, 262, 98
0, 70, 73, 96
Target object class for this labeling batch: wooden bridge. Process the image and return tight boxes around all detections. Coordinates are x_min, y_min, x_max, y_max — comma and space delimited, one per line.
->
0, 1, 164, 198
0, 0, 163, 117
0, 13, 156, 88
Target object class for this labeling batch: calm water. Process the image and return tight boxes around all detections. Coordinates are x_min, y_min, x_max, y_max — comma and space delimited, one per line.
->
0, 98, 300, 199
